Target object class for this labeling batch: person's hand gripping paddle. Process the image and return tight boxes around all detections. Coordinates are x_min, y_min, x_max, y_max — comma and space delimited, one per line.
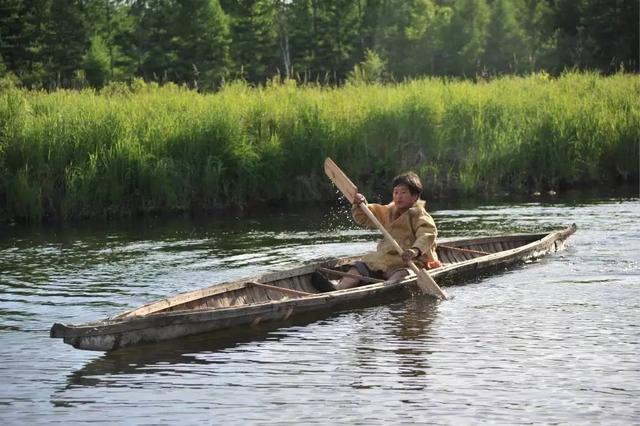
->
324, 157, 448, 300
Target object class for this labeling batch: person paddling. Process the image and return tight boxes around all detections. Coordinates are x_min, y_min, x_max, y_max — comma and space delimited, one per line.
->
313, 171, 442, 291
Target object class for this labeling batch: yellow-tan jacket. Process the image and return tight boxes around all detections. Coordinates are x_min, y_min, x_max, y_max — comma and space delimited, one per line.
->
352, 200, 438, 272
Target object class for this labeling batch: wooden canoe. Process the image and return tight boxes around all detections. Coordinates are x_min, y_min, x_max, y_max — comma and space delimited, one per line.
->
50, 224, 576, 351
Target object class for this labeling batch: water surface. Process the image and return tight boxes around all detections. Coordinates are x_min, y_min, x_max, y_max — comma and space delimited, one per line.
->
1, 194, 638, 424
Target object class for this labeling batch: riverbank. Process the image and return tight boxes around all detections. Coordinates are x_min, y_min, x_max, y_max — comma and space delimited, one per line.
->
1, 72, 638, 223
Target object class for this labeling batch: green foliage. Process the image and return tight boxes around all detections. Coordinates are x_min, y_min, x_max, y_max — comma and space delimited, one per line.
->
1, 0, 639, 88
84, 0, 135, 81
516, 0, 557, 72
227, 0, 280, 83
484, 0, 527, 74
0, 57, 20, 90
84, 35, 111, 89
173, 0, 231, 88
576, 0, 638, 73
445, 0, 491, 76
347, 49, 387, 85
0, 72, 637, 222
364, 0, 452, 79
288, 0, 360, 84
404, 0, 453, 76
43, 0, 90, 88
130, 0, 231, 89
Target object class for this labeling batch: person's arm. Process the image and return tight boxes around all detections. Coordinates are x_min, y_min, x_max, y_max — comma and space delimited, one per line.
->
351, 194, 388, 229
410, 210, 438, 258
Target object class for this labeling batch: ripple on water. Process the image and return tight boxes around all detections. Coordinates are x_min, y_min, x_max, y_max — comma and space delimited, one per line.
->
0, 197, 639, 424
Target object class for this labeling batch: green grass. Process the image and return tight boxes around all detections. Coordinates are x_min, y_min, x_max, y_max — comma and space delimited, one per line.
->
1, 72, 638, 222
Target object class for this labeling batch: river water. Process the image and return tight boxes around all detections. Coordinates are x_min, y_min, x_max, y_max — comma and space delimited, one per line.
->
0, 192, 638, 424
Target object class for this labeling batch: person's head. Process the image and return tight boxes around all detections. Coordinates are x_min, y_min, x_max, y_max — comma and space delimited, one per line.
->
392, 171, 422, 209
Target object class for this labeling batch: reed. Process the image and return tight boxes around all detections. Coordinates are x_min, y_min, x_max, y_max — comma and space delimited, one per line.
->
1, 72, 638, 222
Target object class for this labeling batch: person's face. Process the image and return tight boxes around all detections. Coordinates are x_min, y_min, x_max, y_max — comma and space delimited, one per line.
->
392, 184, 418, 210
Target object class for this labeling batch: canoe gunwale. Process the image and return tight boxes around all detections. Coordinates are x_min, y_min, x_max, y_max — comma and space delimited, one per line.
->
434, 224, 576, 275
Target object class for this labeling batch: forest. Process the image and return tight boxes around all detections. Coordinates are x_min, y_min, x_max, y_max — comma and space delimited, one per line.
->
1, 0, 638, 90
0, 0, 638, 222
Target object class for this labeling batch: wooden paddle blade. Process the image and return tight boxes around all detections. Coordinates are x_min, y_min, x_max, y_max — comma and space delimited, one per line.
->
414, 266, 448, 300
324, 157, 357, 203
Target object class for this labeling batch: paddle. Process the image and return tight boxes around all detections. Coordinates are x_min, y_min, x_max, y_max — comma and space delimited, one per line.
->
324, 157, 448, 300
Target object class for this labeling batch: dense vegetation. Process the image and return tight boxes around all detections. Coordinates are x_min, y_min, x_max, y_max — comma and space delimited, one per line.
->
1, 72, 638, 222
0, 1, 638, 223
0, 0, 637, 90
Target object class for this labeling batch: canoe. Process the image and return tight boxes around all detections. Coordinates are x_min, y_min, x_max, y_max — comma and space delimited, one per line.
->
51, 224, 576, 351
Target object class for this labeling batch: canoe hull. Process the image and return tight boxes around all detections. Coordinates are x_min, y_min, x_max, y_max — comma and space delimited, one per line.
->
51, 277, 412, 351
51, 225, 576, 351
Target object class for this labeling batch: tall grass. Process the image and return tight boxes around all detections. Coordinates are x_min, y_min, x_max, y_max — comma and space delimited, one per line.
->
1, 72, 638, 222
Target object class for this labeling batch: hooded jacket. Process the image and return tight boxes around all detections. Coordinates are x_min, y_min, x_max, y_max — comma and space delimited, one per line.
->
352, 199, 438, 272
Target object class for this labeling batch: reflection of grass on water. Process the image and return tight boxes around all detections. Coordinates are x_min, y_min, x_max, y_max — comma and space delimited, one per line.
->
1, 72, 638, 223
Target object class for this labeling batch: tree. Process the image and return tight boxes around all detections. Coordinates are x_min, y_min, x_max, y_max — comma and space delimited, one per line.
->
85, 0, 136, 81
227, 0, 280, 83
0, 53, 21, 89
275, 0, 291, 78
130, 0, 180, 82
83, 34, 110, 88
484, 0, 527, 74
131, 0, 231, 88
42, 0, 90, 88
0, 0, 25, 73
173, 0, 231, 88
401, 0, 452, 77
288, 0, 360, 84
444, 0, 490, 76
347, 48, 387, 84
1, 0, 638, 88
0, 0, 51, 87
356, 0, 405, 78
286, 0, 314, 81
516, 0, 558, 72
580, 0, 639, 72
553, 0, 590, 70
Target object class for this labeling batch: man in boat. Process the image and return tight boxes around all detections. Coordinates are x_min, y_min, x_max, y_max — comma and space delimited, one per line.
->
313, 171, 442, 291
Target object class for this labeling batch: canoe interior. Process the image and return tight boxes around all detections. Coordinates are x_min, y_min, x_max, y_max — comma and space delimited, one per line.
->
114, 232, 546, 319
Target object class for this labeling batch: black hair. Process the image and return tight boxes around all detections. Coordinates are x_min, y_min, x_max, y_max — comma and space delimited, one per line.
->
392, 172, 422, 196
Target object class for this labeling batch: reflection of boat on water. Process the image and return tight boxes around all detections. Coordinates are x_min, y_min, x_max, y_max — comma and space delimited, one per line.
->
51, 225, 576, 352
64, 314, 321, 387
66, 299, 440, 389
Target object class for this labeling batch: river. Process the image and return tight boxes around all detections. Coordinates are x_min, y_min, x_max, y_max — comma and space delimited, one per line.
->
0, 191, 638, 424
